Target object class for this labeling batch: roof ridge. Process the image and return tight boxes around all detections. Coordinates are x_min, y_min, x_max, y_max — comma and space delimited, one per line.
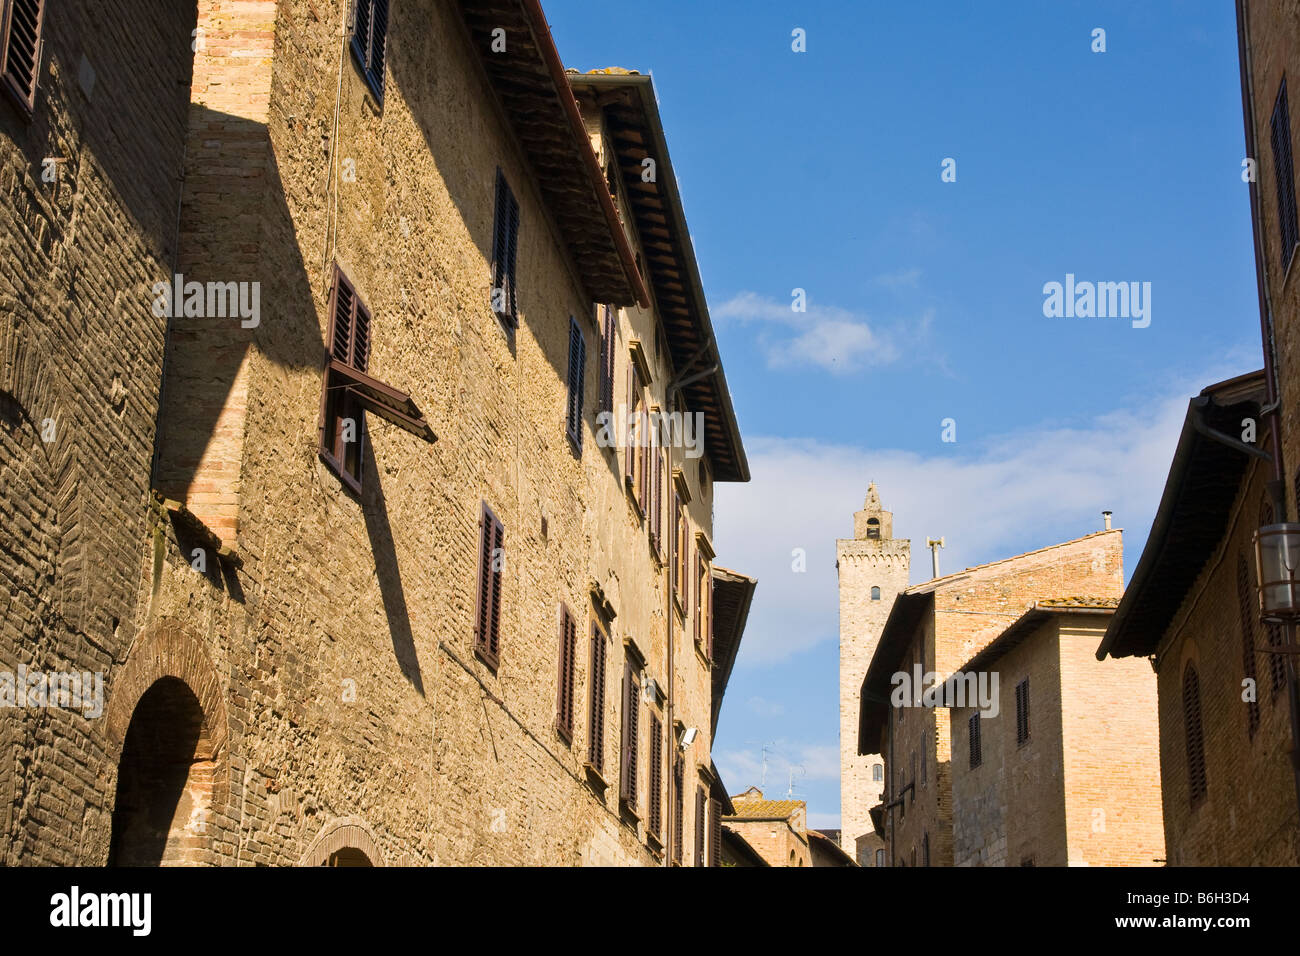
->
904, 529, 1121, 592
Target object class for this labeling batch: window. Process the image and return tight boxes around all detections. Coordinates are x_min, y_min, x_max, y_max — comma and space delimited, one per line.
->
969, 713, 982, 769
695, 549, 712, 658
922, 832, 930, 867
1237, 553, 1261, 739
871, 586, 881, 601
587, 621, 608, 775
565, 317, 586, 453
648, 443, 663, 559
0, 0, 42, 114
698, 459, 711, 500
648, 713, 663, 840
1271, 78, 1299, 270
625, 358, 647, 511
875, 848, 885, 867
1020, 857, 1035, 868
1183, 663, 1207, 806
619, 658, 640, 811
318, 266, 433, 493
921, 742, 927, 787
866, 517, 880, 539
554, 604, 577, 743
1015, 678, 1030, 747
598, 305, 615, 417
872, 763, 883, 782
473, 503, 505, 670
491, 170, 520, 326
708, 797, 722, 868
673, 494, 687, 610
672, 755, 684, 864
350, 0, 388, 102
694, 786, 706, 867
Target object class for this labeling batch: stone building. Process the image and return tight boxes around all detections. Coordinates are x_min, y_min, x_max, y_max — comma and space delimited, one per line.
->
951, 598, 1163, 867
858, 529, 1124, 866
723, 787, 811, 867
837, 482, 909, 866
1097, 372, 1299, 865
1, 0, 752, 866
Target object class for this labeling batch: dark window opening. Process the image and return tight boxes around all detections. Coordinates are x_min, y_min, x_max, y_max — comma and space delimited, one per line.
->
350, 0, 388, 103
491, 170, 520, 327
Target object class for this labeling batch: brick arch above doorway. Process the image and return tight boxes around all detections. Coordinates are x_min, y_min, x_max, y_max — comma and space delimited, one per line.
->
301, 816, 386, 867
106, 617, 228, 770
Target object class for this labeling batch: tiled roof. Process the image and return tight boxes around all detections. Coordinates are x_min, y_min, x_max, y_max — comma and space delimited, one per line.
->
727, 798, 804, 821
1038, 596, 1120, 608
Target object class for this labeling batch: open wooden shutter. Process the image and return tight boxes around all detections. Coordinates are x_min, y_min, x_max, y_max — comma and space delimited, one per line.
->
620, 662, 639, 808
492, 171, 519, 325
624, 365, 635, 481
600, 306, 615, 415
672, 756, 684, 863
555, 605, 576, 742
649, 714, 663, 838
566, 318, 585, 451
0, 0, 44, 114
1183, 663, 1207, 805
588, 623, 606, 773
693, 551, 702, 646
350, 0, 388, 101
694, 786, 706, 867
708, 797, 721, 867
474, 503, 504, 668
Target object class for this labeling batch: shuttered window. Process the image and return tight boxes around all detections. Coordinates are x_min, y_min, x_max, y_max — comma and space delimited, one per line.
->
1183, 663, 1207, 806
555, 604, 577, 743
651, 446, 664, 558
1015, 678, 1030, 747
968, 713, 982, 769
473, 503, 505, 670
695, 552, 712, 659
708, 797, 721, 868
619, 659, 640, 810
1272, 78, 1300, 271
599, 306, 615, 416
350, 0, 388, 102
648, 713, 663, 839
319, 266, 434, 493
565, 317, 586, 453
693, 786, 706, 867
587, 622, 607, 774
673, 495, 686, 609
671, 755, 684, 864
0, 0, 42, 114
1237, 552, 1262, 739
491, 170, 520, 327
625, 362, 647, 512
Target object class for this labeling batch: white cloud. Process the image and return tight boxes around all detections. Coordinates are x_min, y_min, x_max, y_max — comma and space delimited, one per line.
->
714, 291, 901, 373
715, 741, 841, 795
712, 362, 1256, 666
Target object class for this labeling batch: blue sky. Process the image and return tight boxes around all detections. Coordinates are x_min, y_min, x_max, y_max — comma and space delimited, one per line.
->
547, 1, 1263, 828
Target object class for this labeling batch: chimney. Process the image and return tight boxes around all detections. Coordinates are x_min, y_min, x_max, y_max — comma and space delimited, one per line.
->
926, 537, 945, 579
1103, 510, 1113, 531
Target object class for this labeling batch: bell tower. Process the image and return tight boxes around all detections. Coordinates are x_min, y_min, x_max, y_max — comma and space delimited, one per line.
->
837, 482, 910, 865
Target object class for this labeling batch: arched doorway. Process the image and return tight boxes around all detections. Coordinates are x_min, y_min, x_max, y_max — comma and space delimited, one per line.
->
108, 677, 216, 866
324, 847, 373, 867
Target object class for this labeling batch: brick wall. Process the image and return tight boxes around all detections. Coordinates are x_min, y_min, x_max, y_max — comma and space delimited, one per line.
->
0, 0, 196, 865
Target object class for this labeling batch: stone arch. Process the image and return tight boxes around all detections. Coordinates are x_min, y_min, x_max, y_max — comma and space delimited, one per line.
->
105, 618, 229, 865
301, 816, 386, 867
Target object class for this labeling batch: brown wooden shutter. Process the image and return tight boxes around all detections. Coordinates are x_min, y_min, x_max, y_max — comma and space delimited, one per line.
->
491, 171, 519, 326
1183, 663, 1207, 805
555, 605, 576, 742
1015, 678, 1030, 746
694, 786, 706, 866
1272, 78, 1300, 270
624, 365, 635, 481
566, 317, 585, 452
704, 565, 713, 662
0, 0, 44, 114
649, 714, 663, 838
588, 623, 606, 773
619, 660, 636, 805
1237, 550, 1262, 739
474, 503, 503, 668
600, 306, 615, 416
672, 755, 684, 863
693, 551, 701, 646
708, 797, 721, 867
968, 713, 982, 769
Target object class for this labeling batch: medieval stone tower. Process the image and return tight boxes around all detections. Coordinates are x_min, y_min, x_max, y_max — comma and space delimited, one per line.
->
837, 483, 910, 865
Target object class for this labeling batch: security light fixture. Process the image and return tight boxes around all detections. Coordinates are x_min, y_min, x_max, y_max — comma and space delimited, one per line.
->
678, 726, 697, 749
1255, 523, 1300, 621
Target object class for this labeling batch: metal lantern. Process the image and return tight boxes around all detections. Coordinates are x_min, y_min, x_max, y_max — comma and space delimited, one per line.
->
1254, 523, 1300, 622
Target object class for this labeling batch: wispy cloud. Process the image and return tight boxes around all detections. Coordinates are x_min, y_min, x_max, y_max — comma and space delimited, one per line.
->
711, 360, 1255, 666
714, 291, 904, 373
